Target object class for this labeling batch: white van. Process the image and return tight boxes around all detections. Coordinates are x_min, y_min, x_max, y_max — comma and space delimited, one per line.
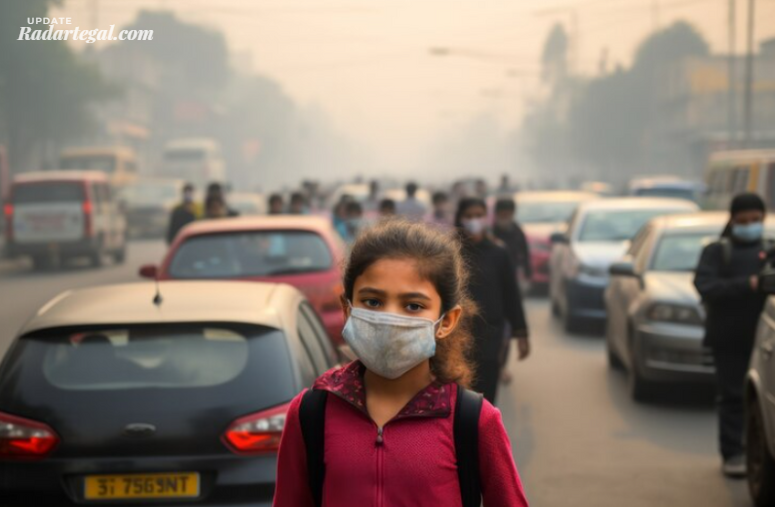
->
4, 171, 127, 269
161, 138, 226, 190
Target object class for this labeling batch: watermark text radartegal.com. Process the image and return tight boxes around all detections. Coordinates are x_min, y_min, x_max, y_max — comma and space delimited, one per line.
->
18, 18, 152, 43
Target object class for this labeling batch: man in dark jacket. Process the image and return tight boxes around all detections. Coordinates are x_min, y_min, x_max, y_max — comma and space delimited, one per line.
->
457, 198, 530, 404
493, 198, 532, 282
166, 183, 199, 245
694, 192, 770, 478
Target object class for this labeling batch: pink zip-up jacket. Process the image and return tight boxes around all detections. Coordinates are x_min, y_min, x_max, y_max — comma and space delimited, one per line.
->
273, 361, 529, 507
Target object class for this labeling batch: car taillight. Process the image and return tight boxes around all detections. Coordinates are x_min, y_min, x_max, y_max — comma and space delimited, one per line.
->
82, 200, 93, 237
3, 203, 12, 242
223, 402, 290, 455
0, 411, 59, 459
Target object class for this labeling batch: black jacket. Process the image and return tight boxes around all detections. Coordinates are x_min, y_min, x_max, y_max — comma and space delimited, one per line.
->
493, 222, 532, 278
167, 204, 197, 244
462, 237, 529, 361
693, 238, 768, 352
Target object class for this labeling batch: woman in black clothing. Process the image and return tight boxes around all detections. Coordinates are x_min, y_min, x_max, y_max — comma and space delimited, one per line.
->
694, 192, 770, 478
456, 198, 530, 403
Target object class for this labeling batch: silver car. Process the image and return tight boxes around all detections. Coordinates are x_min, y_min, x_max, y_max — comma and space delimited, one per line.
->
549, 197, 698, 333
606, 212, 775, 402
747, 280, 775, 507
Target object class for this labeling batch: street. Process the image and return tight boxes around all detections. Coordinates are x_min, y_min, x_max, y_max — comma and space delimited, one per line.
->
0, 239, 752, 507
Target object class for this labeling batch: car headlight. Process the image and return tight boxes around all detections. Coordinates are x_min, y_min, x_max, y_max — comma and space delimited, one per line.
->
646, 304, 703, 325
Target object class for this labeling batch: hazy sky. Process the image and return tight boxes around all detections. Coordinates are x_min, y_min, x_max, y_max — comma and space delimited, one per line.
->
54, 0, 775, 172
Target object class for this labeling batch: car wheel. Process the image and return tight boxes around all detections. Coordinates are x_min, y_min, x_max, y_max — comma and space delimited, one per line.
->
748, 397, 775, 507
112, 241, 127, 264
90, 242, 106, 268
605, 320, 624, 370
628, 344, 656, 402
562, 294, 583, 333
31, 255, 49, 271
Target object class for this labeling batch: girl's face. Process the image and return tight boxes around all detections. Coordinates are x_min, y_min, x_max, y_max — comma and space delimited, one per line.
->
732, 209, 764, 225
346, 258, 461, 339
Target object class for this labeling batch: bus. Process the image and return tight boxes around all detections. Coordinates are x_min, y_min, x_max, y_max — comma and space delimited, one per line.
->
704, 150, 775, 210
160, 138, 226, 190
59, 146, 138, 188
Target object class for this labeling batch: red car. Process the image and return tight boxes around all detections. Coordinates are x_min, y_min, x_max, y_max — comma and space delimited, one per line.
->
140, 216, 347, 345
515, 191, 601, 288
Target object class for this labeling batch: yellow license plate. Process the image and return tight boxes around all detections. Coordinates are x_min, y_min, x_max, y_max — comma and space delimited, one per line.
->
84, 472, 200, 500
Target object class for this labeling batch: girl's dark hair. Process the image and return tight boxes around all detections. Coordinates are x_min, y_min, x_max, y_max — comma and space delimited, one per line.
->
454, 197, 487, 228
343, 219, 476, 387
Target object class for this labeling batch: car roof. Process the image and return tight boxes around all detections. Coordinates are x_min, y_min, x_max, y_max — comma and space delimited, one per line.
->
178, 215, 335, 237
17, 281, 301, 336
651, 211, 775, 233
515, 191, 600, 202
13, 170, 109, 183
577, 197, 698, 212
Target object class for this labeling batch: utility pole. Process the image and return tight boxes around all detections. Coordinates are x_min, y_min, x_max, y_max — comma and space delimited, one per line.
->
728, 0, 736, 144
743, 0, 756, 148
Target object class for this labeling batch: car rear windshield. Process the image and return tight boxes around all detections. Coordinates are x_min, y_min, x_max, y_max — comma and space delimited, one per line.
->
13, 182, 84, 204
651, 232, 718, 272
517, 201, 580, 224
169, 231, 333, 278
8, 324, 294, 393
578, 209, 683, 242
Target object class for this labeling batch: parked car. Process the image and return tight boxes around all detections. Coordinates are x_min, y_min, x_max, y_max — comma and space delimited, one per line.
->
549, 197, 698, 333
117, 178, 189, 239
4, 171, 126, 269
606, 212, 775, 401
746, 271, 775, 507
628, 176, 705, 203
140, 216, 347, 345
0, 280, 336, 507
514, 191, 600, 288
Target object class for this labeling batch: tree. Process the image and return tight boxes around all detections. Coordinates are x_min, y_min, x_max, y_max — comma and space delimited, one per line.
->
0, 0, 116, 171
542, 23, 569, 89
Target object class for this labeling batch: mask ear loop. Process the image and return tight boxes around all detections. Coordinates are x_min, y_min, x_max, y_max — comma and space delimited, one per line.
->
434, 313, 447, 338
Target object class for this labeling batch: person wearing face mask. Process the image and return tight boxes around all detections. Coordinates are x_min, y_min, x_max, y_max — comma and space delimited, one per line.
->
166, 183, 200, 245
456, 198, 530, 404
694, 192, 773, 478
273, 220, 529, 507
343, 200, 364, 244
493, 198, 532, 284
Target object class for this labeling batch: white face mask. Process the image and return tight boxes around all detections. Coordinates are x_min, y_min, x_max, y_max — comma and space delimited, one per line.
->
462, 218, 485, 236
341, 306, 443, 380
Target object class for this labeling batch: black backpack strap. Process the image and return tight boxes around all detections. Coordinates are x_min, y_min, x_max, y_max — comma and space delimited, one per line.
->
299, 389, 328, 507
454, 386, 484, 507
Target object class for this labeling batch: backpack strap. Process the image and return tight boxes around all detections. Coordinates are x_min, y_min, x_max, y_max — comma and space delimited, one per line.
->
299, 389, 328, 507
454, 386, 484, 507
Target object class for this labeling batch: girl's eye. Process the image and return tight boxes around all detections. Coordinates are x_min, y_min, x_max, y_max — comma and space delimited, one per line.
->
362, 299, 381, 308
406, 303, 424, 312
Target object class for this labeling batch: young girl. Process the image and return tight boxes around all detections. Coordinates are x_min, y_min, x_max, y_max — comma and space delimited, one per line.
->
273, 220, 528, 507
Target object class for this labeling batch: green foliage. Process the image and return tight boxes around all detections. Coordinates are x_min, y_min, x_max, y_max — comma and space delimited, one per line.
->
0, 0, 117, 170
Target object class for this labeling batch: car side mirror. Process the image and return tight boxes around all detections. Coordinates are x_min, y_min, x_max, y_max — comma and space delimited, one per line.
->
550, 232, 568, 244
609, 260, 637, 277
139, 264, 158, 279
